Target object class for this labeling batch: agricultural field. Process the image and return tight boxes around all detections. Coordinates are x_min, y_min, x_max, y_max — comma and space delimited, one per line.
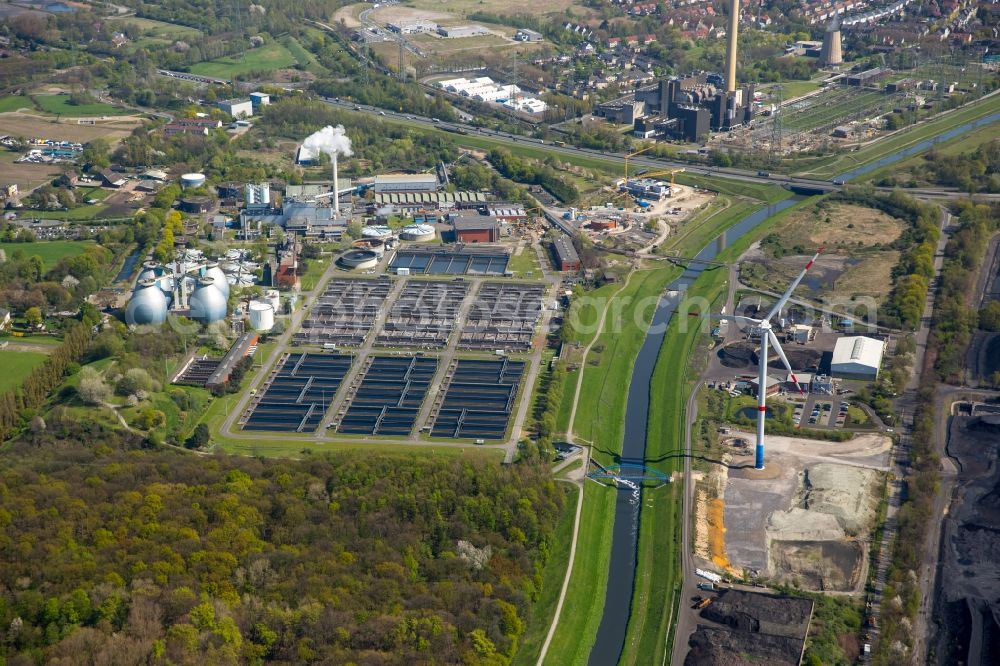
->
0, 240, 96, 270
738, 202, 906, 305
0, 112, 144, 143
32, 94, 133, 117
0, 350, 48, 393
190, 41, 298, 79
0, 152, 62, 194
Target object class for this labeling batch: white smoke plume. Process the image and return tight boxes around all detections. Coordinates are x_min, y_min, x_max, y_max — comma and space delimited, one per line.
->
302, 124, 353, 159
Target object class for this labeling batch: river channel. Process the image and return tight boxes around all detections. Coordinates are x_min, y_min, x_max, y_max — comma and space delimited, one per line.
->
586, 101, 1000, 665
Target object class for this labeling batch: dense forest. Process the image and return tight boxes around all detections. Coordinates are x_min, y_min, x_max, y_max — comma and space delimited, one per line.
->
0, 440, 563, 665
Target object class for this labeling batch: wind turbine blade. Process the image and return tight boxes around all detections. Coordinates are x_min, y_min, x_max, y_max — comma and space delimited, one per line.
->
768, 329, 805, 395
710, 314, 761, 325
764, 249, 822, 323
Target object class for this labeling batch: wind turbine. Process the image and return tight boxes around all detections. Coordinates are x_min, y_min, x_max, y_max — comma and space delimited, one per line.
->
718, 250, 821, 470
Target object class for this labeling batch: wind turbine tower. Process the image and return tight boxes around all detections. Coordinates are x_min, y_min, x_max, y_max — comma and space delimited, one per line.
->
716, 250, 821, 469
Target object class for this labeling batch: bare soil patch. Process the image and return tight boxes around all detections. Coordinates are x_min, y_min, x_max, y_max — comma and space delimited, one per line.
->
0, 112, 144, 143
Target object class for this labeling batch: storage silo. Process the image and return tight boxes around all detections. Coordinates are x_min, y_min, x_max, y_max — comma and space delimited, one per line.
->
265, 289, 280, 312
399, 224, 436, 241
189, 276, 228, 323
126, 278, 168, 326
248, 301, 275, 332
181, 173, 206, 190
203, 261, 230, 300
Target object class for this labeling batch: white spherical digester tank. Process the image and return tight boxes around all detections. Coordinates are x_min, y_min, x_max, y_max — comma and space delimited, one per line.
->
126, 278, 168, 326
203, 261, 230, 300
189, 276, 228, 323
248, 301, 275, 332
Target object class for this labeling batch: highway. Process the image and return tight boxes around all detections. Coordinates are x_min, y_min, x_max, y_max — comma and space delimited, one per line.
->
317, 97, 840, 192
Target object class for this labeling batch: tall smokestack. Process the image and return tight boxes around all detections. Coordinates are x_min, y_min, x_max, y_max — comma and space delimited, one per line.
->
726, 0, 740, 93
301, 124, 352, 218
333, 153, 339, 216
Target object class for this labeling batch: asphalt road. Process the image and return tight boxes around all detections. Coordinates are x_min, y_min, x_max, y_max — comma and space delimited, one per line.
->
317, 97, 840, 192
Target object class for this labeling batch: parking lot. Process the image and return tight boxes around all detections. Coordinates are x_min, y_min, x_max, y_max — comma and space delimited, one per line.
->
789, 395, 853, 429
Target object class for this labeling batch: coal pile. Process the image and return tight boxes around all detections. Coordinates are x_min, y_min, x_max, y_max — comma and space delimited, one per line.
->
719, 342, 757, 369
932, 415, 1000, 665
685, 590, 813, 666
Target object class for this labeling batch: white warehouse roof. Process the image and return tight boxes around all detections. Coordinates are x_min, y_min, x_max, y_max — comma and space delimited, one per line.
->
831, 336, 885, 377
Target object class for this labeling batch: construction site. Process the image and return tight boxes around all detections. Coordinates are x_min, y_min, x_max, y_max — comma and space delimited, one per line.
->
694, 429, 891, 593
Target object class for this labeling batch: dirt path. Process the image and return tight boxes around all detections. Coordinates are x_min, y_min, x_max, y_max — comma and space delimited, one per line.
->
536, 268, 636, 666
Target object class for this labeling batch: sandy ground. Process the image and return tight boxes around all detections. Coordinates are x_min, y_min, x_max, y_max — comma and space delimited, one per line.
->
712, 431, 890, 589
332, 3, 363, 28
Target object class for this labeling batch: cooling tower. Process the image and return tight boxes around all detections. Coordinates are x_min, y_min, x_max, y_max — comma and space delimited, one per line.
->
820, 18, 843, 66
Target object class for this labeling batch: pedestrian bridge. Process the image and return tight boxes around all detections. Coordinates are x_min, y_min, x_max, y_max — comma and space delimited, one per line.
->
587, 460, 671, 488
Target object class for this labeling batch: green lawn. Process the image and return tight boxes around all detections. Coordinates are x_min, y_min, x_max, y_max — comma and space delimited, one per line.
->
31, 94, 132, 117
26, 203, 112, 221
675, 173, 788, 204
0, 350, 48, 393
190, 41, 298, 79
512, 482, 580, 665
0, 240, 95, 270
0, 95, 34, 113
541, 484, 616, 665
508, 246, 542, 279
764, 79, 823, 101
282, 36, 327, 75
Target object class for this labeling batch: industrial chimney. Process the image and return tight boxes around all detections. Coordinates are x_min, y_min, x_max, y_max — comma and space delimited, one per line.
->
726, 0, 740, 93
332, 153, 340, 216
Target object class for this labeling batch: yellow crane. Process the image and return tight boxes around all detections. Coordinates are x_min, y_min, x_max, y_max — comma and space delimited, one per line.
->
630, 167, 686, 187
623, 144, 655, 184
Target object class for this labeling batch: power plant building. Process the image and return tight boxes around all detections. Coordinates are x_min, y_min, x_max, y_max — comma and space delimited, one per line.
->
634, 73, 754, 142
372, 174, 439, 193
